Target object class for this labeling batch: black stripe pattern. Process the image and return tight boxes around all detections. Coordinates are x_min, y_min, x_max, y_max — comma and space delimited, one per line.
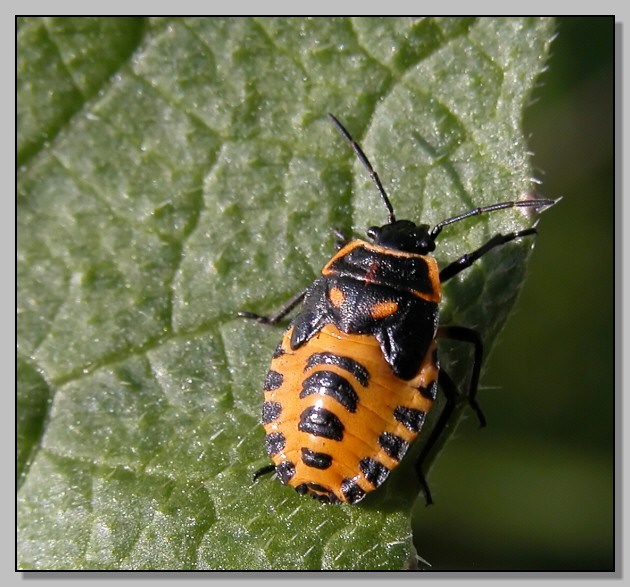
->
298, 406, 344, 440
360, 457, 390, 488
299, 371, 359, 413
264, 370, 283, 391
296, 483, 340, 504
378, 431, 409, 461
276, 461, 295, 483
264, 432, 286, 456
340, 478, 366, 504
393, 406, 426, 432
305, 352, 369, 387
262, 401, 282, 424
301, 447, 333, 470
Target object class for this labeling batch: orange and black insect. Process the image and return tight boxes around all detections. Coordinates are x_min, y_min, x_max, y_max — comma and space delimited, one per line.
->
240, 114, 555, 505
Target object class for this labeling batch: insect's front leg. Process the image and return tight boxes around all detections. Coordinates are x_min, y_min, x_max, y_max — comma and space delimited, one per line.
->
240, 231, 346, 324
238, 288, 309, 325
439, 228, 537, 283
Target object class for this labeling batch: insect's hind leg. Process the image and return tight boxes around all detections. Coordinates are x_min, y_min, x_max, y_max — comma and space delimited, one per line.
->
252, 464, 276, 483
414, 326, 486, 505
414, 369, 459, 506
237, 288, 308, 325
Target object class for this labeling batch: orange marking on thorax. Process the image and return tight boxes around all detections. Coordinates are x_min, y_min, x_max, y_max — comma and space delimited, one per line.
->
370, 300, 399, 320
328, 286, 345, 308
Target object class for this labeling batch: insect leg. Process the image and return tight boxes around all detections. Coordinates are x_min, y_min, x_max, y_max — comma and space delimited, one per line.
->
439, 227, 537, 283
437, 325, 486, 427
252, 464, 276, 482
413, 368, 460, 506
414, 325, 486, 504
238, 287, 308, 325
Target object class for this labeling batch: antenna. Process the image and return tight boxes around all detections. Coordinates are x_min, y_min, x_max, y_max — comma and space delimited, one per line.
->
328, 113, 396, 224
430, 198, 558, 240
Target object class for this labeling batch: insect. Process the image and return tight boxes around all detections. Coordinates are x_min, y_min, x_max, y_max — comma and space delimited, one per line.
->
240, 113, 555, 505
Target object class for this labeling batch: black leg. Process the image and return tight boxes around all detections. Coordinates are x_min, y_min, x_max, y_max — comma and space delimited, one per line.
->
239, 229, 346, 325
253, 464, 276, 482
439, 227, 537, 283
238, 287, 308, 325
414, 325, 486, 505
437, 325, 486, 427
414, 369, 460, 506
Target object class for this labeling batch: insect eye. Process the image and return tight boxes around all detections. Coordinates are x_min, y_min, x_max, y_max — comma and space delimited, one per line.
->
367, 226, 380, 240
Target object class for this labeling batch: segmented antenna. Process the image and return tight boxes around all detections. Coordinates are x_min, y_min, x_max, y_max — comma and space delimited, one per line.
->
430, 198, 557, 240
328, 113, 396, 224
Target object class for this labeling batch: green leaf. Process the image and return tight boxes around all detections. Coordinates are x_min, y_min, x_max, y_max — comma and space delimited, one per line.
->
17, 17, 555, 570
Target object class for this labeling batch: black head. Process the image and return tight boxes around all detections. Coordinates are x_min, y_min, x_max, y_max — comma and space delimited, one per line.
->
367, 220, 436, 254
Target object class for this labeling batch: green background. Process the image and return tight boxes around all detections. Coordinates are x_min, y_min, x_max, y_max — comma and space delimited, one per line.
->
415, 16, 614, 570
17, 17, 614, 570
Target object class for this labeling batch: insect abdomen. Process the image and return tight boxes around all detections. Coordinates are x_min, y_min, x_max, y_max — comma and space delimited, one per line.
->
261, 323, 439, 504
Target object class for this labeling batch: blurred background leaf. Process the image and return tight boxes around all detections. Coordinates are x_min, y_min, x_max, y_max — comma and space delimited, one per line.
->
17, 17, 612, 570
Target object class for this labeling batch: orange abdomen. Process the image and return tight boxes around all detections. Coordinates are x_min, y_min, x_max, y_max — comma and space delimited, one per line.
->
261, 323, 438, 504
